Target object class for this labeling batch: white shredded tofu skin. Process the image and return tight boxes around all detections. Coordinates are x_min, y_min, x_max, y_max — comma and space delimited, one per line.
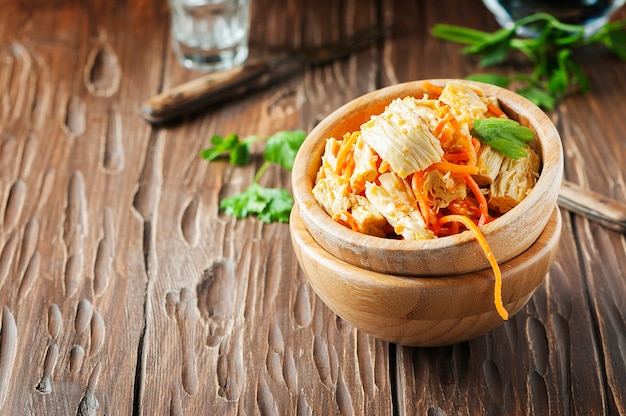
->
364, 173, 434, 240
421, 170, 467, 212
439, 81, 489, 127
360, 97, 444, 178
350, 133, 379, 195
312, 168, 352, 219
318, 137, 342, 173
474, 144, 506, 187
489, 147, 541, 213
350, 195, 388, 237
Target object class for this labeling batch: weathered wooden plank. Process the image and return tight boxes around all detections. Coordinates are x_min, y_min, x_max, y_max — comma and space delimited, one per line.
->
0, 0, 164, 413
137, 0, 394, 414
1, 0, 625, 414
387, 0, 626, 414
557, 36, 626, 415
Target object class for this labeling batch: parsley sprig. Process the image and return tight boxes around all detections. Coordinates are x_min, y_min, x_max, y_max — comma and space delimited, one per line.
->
200, 130, 306, 223
432, 13, 626, 109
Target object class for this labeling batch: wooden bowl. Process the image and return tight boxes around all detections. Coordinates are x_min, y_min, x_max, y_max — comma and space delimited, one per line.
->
290, 204, 561, 347
291, 79, 563, 276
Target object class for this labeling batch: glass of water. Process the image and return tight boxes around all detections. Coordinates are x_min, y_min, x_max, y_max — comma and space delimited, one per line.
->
167, 0, 251, 72
482, 0, 626, 36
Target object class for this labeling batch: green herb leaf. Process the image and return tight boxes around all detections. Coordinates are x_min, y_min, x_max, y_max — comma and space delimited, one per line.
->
432, 13, 626, 109
201, 129, 306, 224
430, 24, 491, 45
471, 118, 535, 159
605, 27, 626, 59
463, 28, 516, 67
516, 85, 557, 110
594, 20, 626, 58
466, 73, 512, 88
199, 133, 257, 166
220, 183, 294, 223
547, 48, 572, 97
263, 130, 306, 171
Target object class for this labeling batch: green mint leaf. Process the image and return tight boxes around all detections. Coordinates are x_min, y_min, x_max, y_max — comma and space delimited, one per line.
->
466, 73, 512, 88
471, 118, 535, 159
220, 183, 293, 223
263, 130, 306, 171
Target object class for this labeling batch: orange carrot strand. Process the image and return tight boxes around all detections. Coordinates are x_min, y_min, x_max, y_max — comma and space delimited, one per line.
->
439, 214, 508, 320
335, 132, 358, 176
487, 103, 505, 118
411, 172, 437, 230
430, 161, 479, 176
465, 175, 491, 226
423, 81, 444, 97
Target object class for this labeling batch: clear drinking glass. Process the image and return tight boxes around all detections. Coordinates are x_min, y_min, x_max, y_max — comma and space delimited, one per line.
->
167, 0, 251, 72
482, 0, 626, 36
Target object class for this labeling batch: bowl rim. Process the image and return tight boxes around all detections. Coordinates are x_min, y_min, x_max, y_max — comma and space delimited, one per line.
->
292, 79, 563, 272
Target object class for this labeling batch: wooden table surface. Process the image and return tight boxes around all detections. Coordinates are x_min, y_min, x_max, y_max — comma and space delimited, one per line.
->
1, 0, 625, 414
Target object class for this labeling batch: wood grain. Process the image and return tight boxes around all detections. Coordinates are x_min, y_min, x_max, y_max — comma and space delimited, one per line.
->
0, 0, 624, 414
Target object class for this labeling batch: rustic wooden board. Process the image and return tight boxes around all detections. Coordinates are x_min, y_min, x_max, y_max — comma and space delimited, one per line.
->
136, 0, 396, 413
0, 0, 164, 413
387, 3, 626, 415
0, 0, 625, 414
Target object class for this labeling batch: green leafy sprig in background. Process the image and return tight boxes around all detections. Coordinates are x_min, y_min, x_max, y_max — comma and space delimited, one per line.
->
200, 130, 306, 223
432, 13, 626, 109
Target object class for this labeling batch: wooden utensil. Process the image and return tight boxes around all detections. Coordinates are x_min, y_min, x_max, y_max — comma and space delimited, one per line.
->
140, 25, 389, 124
558, 180, 626, 233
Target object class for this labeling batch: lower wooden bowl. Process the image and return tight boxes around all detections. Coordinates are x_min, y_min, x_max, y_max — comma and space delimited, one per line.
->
290, 204, 561, 347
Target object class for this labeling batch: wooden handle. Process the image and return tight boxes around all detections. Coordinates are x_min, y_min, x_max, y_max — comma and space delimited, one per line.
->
140, 59, 272, 124
558, 180, 626, 233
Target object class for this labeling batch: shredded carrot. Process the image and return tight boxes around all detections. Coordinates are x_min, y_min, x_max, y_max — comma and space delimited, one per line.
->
439, 214, 509, 320
465, 175, 491, 226
344, 153, 356, 179
435, 120, 447, 138
378, 160, 391, 174
471, 137, 481, 155
422, 81, 443, 97
334, 211, 360, 233
487, 103, 505, 118
439, 113, 478, 167
430, 161, 479, 176
443, 152, 470, 162
411, 172, 437, 229
447, 113, 463, 134
438, 128, 454, 147
435, 110, 452, 137
335, 132, 358, 176
465, 136, 478, 167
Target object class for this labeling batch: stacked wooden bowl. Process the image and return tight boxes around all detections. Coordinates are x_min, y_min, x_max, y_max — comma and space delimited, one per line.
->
290, 80, 563, 347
